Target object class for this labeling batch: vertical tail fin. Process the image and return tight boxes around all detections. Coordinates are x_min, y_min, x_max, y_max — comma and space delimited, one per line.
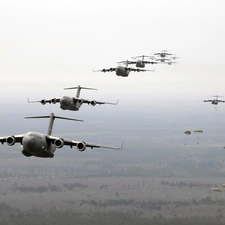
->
25, 113, 83, 135
64, 85, 97, 98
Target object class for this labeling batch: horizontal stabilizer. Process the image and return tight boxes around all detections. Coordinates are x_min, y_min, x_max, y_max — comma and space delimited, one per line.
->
25, 113, 83, 122
64, 86, 97, 91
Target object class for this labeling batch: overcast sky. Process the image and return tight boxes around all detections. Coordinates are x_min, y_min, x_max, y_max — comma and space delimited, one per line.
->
1, 0, 225, 154
1, 0, 225, 106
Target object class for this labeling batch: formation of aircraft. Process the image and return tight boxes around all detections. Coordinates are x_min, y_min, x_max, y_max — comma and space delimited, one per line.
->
203, 95, 225, 105
1, 49, 179, 158
0, 113, 123, 158
117, 55, 158, 68
28, 85, 118, 111
93, 50, 178, 77
151, 50, 178, 65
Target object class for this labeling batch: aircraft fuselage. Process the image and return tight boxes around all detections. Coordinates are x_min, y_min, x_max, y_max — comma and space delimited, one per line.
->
60, 96, 82, 111
136, 60, 145, 68
115, 66, 130, 77
22, 132, 56, 158
211, 100, 218, 105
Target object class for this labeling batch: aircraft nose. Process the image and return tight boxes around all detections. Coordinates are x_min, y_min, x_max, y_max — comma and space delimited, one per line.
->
60, 97, 70, 106
22, 135, 39, 153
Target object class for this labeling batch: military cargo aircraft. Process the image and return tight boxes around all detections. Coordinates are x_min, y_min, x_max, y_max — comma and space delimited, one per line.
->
94, 65, 154, 77
28, 85, 118, 111
203, 95, 225, 105
0, 113, 123, 158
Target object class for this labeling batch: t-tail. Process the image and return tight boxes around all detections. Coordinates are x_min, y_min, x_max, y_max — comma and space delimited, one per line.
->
24, 113, 83, 135
64, 85, 97, 98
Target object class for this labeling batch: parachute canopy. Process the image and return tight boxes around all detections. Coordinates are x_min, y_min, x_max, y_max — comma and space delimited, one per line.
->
184, 130, 191, 135
193, 130, 203, 133
212, 188, 221, 192
222, 184, 225, 187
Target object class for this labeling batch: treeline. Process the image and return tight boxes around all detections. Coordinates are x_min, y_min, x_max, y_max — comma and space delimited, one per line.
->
79, 196, 225, 209
160, 181, 215, 188
13, 182, 88, 193
0, 205, 224, 225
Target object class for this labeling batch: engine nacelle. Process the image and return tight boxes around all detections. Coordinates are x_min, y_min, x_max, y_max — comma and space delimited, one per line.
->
77, 142, 86, 152
51, 98, 57, 104
41, 99, 46, 105
6, 136, 16, 146
91, 100, 96, 106
78, 99, 84, 104
110, 68, 114, 71
54, 139, 64, 148
137, 69, 140, 72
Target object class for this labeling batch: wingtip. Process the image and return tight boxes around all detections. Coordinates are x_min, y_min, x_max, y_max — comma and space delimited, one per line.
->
119, 140, 125, 149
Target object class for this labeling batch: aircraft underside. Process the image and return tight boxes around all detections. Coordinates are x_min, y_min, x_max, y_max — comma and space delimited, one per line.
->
60, 98, 81, 111
21, 149, 54, 158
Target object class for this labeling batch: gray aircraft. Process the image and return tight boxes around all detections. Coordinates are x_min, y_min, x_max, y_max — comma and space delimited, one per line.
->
94, 65, 154, 77
203, 95, 225, 105
150, 56, 177, 65
117, 55, 158, 68
0, 113, 123, 158
154, 50, 173, 58
153, 50, 177, 65
28, 85, 118, 111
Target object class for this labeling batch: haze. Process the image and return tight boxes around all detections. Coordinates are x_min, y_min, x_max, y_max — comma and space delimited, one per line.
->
1, 0, 225, 224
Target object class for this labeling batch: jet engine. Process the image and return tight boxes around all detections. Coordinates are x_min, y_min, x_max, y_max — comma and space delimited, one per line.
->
91, 100, 96, 106
54, 139, 64, 148
78, 99, 84, 104
137, 69, 140, 72
41, 99, 47, 105
77, 142, 86, 152
51, 98, 57, 104
6, 136, 16, 146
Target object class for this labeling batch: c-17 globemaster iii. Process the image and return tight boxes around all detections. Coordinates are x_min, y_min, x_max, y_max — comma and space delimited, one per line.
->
0, 113, 123, 158
203, 95, 225, 105
94, 65, 154, 77
28, 85, 118, 111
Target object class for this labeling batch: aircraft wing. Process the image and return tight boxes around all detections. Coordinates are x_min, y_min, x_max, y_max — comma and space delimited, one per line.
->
217, 100, 225, 103
28, 98, 60, 105
0, 134, 24, 144
129, 68, 155, 72
47, 136, 123, 150
144, 61, 158, 64
117, 60, 135, 65
93, 68, 116, 72
203, 100, 212, 102
81, 99, 119, 105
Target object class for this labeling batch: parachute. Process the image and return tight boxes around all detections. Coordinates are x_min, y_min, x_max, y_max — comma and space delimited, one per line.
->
222, 184, 225, 187
183, 129, 203, 145
184, 130, 191, 145
193, 130, 203, 144
212, 188, 222, 192
193, 130, 203, 133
